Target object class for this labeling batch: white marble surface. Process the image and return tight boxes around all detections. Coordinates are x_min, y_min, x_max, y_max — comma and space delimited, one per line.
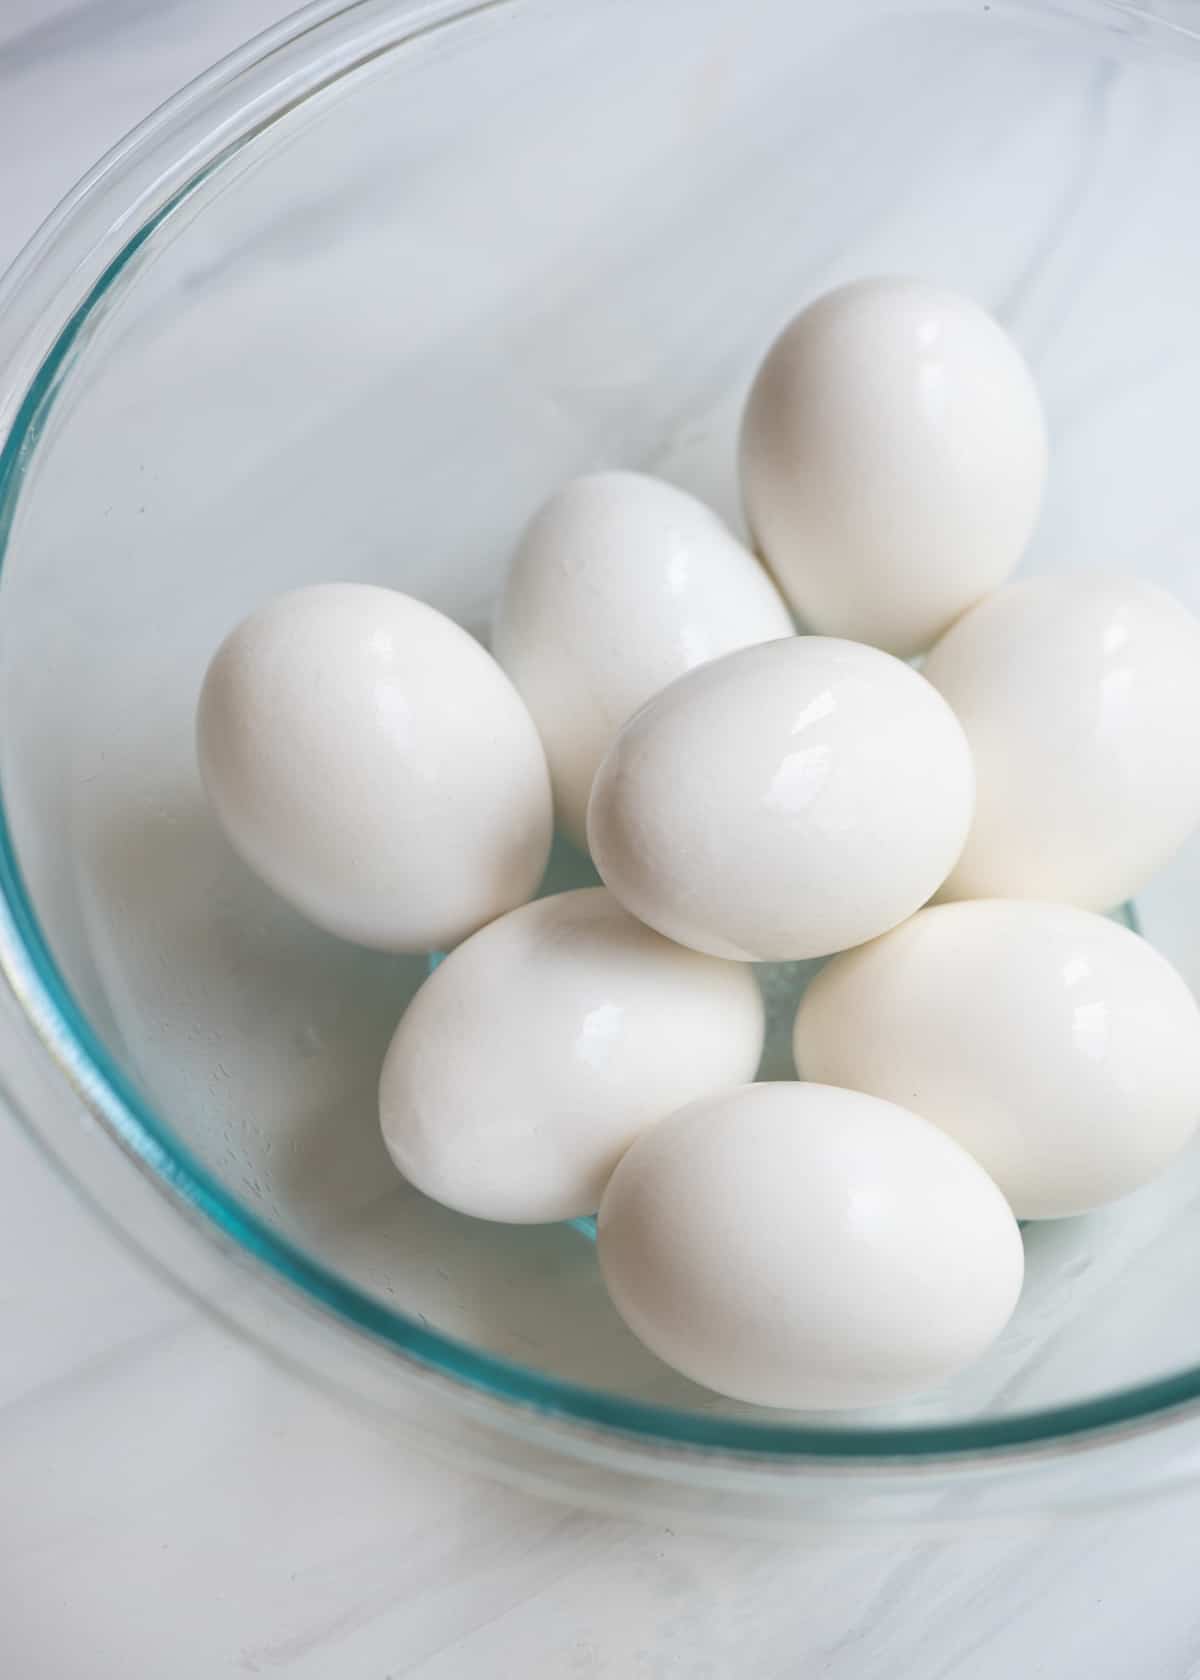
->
5, 5, 1200, 1676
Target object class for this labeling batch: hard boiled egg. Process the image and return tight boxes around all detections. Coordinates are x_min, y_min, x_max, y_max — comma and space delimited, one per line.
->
379, 887, 763, 1224
587, 636, 973, 961
794, 900, 1200, 1220
493, 471, 792, 847
197, 583, 552, 952
597, 1082, 1023, 1410
923, 574, 1200, 909
739, 277, 1047, 657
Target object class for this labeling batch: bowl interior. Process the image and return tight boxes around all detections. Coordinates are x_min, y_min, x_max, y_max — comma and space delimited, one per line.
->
4, 0, 1200, 1449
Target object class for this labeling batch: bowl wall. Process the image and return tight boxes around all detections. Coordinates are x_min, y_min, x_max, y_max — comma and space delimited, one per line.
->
5, 0, 1200, 1499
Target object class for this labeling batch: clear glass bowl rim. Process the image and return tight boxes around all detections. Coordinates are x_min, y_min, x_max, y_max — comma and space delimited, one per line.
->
2, 0, 1200, 1470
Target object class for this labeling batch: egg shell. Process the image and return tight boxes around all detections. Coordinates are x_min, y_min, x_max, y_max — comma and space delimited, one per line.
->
923, 574, 1200, 910
197, 583, 553, 953
492, 471, 793, 847
597, 1081, 1024, 1411
378, 887, 764, 1224
739, 277, 1047, 657
793, 900, 1200, 1220
587, 635, 974, 961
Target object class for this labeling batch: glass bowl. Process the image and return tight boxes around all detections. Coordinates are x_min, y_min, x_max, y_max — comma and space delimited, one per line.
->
4, 0, 1200, 1534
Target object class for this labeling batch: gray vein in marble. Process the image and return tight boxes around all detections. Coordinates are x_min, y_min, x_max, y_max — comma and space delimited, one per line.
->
0, 0, 185, 73
997, 57, 1119, 354
0, 1311, 185, 1425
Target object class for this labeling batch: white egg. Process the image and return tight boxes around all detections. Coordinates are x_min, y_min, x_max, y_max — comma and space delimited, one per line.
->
378, 887, 764, 1224
597, 1082, 1023, 1410
739, 277, 1047, 657
197, 583, 552, 953
794, 901, 1200, 1220
587, 636, 973, 961
492, 471, 793, 847
923, 575, 1200, 910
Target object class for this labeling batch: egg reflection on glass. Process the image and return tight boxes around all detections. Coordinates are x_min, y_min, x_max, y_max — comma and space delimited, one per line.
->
794, 900, 1200, 1220
379, 887, 764, 1224
493, 471, 793, 848
597, 1082, 1024, 1410
739, 278, 1047, 657
588, 635, 974, 962
924, 574, 1200, 910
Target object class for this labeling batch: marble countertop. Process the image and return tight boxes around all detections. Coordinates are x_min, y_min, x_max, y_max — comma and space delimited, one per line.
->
4, 5, 1200, 1676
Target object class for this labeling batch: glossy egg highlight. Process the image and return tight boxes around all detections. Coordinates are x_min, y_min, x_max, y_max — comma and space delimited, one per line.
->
587, 636, 974, 961
493, 471, 793, 847
597, 1082, 1024, 1410
740, 277, 1047, 657
197, 583, 553, 952
924, 574, 1200, 909
379, 888, 764, 1224
794, 900, 1200, 1220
